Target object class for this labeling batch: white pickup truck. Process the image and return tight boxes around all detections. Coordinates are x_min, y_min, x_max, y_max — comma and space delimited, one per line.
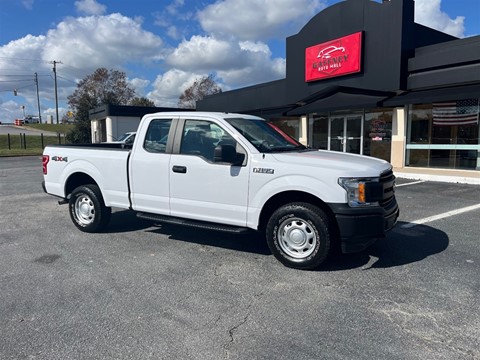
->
42, 111, 399, 270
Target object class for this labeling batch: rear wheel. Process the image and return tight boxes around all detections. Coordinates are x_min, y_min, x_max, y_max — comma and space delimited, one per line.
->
69, 185, 111, 233
266, 202, 332, 270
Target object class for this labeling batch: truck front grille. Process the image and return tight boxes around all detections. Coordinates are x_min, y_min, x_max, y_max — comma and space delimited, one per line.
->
379, 169, 396, 208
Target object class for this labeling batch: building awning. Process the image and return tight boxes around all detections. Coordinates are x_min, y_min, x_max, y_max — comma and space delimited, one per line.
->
383, 84, 480, 107
286, 87, 394, 116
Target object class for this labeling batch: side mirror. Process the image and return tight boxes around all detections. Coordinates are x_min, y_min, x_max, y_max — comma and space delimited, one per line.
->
214, 144, 243, 165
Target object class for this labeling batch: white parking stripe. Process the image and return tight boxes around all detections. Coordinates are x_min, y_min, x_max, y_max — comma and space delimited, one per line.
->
395, 180, 425, 187
401, 203, 480, 228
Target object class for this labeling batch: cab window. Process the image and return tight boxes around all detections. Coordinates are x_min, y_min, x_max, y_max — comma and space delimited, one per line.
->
144, 119, 172, 153
180, 120, 237, 162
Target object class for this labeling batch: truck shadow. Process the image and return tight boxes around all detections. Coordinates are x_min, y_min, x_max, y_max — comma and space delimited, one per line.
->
321, 221, 449, 271
104, 210, 152, 233
106, 209, 270, 255
107, 212, 449, 269
149, 225, 271, 256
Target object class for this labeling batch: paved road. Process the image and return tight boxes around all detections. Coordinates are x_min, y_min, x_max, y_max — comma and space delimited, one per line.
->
0, 156, 479, 360
0, 125, 58, 136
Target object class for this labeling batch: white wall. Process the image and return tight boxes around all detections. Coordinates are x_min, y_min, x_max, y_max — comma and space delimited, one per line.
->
91, 116, 142, 142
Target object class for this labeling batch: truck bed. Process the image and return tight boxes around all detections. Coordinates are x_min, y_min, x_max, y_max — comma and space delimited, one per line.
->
43, 144, 132, 209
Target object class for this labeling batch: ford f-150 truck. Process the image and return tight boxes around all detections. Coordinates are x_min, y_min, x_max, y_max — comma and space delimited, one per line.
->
42, 111, 399, 270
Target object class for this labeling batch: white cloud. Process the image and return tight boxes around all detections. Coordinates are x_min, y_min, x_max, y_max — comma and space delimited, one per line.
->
153, 0, 193, 40
129, 78, 150, 96
0, 100, 24, 121
165, 36, 285, 88
0, 13, 165, 122
22, 0, 34, 10
42, 107, 68, 123
217, 40, 285, 88
0, 14, 164, 77
414, 0, 465, 37
167, 26, 182, 40
75, 0, 107, 16
166, 36, 248, 71
197, 0, 326, 40
148, 69, 206, 107
166, 0, 185, 15
218, 57, 285, 89
41, 14, 164, 71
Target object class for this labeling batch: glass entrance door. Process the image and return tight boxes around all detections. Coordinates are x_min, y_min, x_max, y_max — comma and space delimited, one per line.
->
328, 115, 363, 154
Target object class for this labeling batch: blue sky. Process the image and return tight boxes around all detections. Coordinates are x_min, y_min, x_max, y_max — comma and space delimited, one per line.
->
0, 0, 479, 123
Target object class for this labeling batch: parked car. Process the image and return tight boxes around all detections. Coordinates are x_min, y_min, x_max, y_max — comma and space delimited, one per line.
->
23, 116, 40, 124
110, 132, 136, 145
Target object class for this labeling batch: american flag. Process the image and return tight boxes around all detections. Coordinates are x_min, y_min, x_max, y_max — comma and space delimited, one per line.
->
432, 99, 479, 126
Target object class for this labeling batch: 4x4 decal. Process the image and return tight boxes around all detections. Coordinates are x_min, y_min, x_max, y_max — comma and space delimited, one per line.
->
52, 156, 68, 162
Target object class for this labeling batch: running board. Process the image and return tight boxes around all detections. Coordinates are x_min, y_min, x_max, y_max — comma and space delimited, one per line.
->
136, 212, 249, 234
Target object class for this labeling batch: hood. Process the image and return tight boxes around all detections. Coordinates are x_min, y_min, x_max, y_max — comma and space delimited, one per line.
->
271, 150, 391, 177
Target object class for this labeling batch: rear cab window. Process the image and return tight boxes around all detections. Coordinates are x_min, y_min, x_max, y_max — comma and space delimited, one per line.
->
143, 119, 173, 153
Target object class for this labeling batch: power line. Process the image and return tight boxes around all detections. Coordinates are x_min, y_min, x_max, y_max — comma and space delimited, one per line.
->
57, 74, 78, 84
0, 74, 50, 77
0, 56, 50, 63
0, 79, 34, 82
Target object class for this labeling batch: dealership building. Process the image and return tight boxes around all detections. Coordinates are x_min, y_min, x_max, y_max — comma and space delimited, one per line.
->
197, 0, 480, 173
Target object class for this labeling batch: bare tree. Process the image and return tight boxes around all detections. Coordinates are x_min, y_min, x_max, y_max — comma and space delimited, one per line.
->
66, 68, 135, 143
178, 74, 222, 109
129, 96, 155, 107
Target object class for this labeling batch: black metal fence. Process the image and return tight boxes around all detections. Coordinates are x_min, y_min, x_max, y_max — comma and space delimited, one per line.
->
0, 133, 68, 151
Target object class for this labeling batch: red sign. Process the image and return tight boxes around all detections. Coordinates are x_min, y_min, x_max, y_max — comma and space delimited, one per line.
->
305, 32, 363, 82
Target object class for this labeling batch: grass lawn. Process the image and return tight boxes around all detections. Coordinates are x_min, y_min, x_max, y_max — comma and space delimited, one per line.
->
0, 133, 69, 156
27, 123, 75, 133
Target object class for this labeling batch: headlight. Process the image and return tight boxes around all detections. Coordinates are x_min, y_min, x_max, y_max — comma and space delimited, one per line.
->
338, 177, 383, 207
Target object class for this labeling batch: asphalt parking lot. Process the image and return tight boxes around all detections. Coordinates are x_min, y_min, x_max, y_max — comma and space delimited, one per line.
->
1, 156, 479, 360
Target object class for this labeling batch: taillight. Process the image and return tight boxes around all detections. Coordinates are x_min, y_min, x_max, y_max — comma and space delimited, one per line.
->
42, 155, 49, 175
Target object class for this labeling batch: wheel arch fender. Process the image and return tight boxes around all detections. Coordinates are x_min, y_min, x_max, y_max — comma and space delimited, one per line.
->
257, 191, 339, 236
62, 160, 104, 198
247, 175, 343, 230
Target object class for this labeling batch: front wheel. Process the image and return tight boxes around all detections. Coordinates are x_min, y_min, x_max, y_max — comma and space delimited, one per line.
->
266, 203, 332, 270
69, 185, 111, 233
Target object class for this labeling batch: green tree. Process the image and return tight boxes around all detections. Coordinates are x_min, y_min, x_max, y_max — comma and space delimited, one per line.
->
67, 68, 135, 143
129, 96, 155, 107
178, 74, 222, 109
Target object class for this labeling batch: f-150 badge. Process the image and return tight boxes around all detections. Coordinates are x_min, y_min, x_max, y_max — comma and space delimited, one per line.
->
253, 167, 274, 174
52, 156, 68, 162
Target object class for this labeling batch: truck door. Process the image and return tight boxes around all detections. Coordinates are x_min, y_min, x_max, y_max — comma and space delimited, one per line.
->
130, 118, 174, 215
169, 118, 250, 227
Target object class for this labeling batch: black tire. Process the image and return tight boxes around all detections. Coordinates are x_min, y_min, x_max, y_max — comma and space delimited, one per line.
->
266, 202, 332, 270
69, 185, 111, 233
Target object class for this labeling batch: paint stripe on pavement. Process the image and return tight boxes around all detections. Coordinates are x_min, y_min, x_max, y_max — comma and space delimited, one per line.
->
395, 180, 425, 187
401, 203, 480, 228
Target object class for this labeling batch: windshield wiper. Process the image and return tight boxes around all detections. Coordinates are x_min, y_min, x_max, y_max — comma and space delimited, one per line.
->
267, 145, 307, 152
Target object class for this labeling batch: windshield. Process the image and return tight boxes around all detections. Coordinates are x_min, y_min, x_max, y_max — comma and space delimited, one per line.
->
225, 117, 307, 153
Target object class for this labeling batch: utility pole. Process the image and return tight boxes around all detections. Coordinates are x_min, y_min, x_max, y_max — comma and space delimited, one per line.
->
51, 60, 62, 124
34, 72, 42, 124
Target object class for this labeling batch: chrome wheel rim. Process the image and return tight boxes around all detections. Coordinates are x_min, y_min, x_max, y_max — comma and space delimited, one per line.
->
74, 194, 95, 225
277, 217, 317, 259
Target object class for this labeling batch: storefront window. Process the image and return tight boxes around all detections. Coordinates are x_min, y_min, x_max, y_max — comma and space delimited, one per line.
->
407, 100, 479, 170
308, 109, 392, 161
310, 114, 328, 149
269, 117, 300, 140
363, 108, 393, 162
